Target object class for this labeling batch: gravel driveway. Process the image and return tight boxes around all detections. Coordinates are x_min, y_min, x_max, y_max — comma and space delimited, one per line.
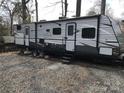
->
0, 52, 124, 93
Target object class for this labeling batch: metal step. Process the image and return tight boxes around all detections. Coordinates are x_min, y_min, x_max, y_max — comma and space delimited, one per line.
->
62, 56, 72, 60
61, 52, 74, 63
65, 51, 74, 57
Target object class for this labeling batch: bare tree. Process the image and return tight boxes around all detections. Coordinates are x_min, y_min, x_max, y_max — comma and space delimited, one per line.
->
22, 0, 30, 23
45, 0, 68, 18
87, 0, 101, 15
76, 0, 82, 17
0, 0, 34, 35
0, 16, 9, 36
87, 11, 97, 16
87, 0, 113, 17
35, 0, 38, 22
101, 0, 106, 15
1, 0, 16, 35
14, 0, 34, 23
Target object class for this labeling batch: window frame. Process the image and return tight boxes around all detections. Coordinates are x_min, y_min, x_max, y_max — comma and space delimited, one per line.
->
52, 28, 61, 35
25, 27, 30, 35
68, 25, 74, 36
17, 25, 21, 30
82, 28, 96, 39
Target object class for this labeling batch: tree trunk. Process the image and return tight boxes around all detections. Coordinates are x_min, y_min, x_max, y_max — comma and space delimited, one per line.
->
65, 0, 68, 17
61, 0, 64, 17
10, 16, 13, 35
101, 0, 106, 15
35, 0, 38, 22
76, 0, 82, 17
22, 0, 27, 23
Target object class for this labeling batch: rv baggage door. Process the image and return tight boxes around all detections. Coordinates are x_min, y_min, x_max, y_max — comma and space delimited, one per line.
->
66, 23, 76, 51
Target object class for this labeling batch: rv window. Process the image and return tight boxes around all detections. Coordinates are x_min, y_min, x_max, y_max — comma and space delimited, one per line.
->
25, 27, 30, 35
17, 25, 21, 30
53, 28, 61, 35
68, 25, 74, 36
82, 28, 95, 38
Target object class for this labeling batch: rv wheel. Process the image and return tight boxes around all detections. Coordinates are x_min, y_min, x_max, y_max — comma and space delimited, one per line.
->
32, 50, 38, 57
39, 52, 44, 58
19, 49, 24, 55
44, 55, 50, 59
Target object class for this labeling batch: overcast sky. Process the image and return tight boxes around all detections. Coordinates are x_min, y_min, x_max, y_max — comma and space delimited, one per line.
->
32, 0, 124, 21
0, 0, 124, 21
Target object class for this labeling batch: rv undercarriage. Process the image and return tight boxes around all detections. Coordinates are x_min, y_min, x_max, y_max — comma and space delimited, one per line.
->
17, 44, 124, 62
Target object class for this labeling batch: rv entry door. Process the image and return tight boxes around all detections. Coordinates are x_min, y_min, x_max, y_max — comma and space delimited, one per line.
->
66, 23, 76, 51
24, 26, 30, 46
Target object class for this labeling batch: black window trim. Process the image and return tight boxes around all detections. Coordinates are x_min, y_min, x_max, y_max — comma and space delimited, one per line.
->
17, 25, 21, 30
68, 25, 74, 36
53, 28, 61, 35
25, 26, 30, 35
82, 27, 96, 39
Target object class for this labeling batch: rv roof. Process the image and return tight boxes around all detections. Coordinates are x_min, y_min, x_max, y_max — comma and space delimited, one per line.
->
38, 15, 101, 24
13, 15, 102, 25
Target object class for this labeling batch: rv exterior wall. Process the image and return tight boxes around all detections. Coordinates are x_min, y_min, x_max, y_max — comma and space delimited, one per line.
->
37, 18, 98, 48
99, 16, 119, 47
14, 15, 121, 59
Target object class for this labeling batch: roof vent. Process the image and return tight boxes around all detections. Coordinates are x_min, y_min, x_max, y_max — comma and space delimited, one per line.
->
39, 20, 47, 22
59, 17, 67, 20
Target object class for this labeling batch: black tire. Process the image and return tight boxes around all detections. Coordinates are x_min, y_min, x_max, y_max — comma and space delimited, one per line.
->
44, 55, 50, 59
123, 57, 124, 62
19, 49, 24, 55
32, 50, 38, 57
39, 52, 45, 58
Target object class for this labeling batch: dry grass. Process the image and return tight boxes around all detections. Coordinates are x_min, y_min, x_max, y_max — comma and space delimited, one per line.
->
0, 52, 17, 56
0, 53, 124, 93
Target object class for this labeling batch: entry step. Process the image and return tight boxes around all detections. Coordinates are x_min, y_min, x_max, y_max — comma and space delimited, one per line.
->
62, 56, 72, 60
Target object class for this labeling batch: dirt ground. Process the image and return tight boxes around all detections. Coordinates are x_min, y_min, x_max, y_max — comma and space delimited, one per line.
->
0, 52, 124, 93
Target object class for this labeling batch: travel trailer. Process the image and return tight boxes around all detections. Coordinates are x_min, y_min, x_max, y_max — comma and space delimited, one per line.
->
13, 15, 124, 60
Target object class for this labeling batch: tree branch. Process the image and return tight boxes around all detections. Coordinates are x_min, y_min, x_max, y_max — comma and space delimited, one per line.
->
26, 0, 30, 4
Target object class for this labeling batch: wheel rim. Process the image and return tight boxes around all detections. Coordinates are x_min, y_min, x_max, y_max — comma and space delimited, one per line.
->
33, 51, 37, 57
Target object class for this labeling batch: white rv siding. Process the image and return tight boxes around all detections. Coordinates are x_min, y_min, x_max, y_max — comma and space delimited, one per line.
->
14, 25, 24, 45
75, 18, 97, 47
14, 15, 122, 57
15, 33, 24, 45
99, 16, 119, 47
14, 23, 35, 46
29, 23, 35, 45
37, 18, 98, 47
37, 22, 65, 45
